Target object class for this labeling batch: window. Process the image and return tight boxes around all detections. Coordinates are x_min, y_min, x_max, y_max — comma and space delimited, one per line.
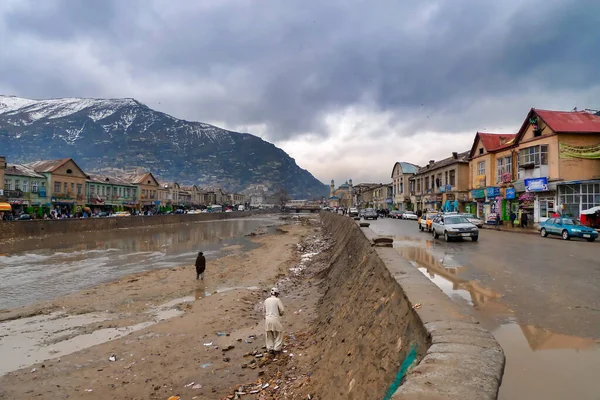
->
444, 171, 448, 186
71, 183, 75, 192
77, 184, 82, 195
449, 170, 456, 186
23, 180, 29, 192
425, 177, 429, 190
119, 187, 122, 196
126, 188, 131, 198
417, 179, 421, 192
15, 180, 20, 190
5, 180, 11, 190
90, 185, 96, 195
477, 161, 485, 176
539, 198, 554, 219
54, 182, 61, 193
66, 169, 72, 174
63, 183, 67, 193
479, 148, 484, 155
519, 145, 548, 167
496, 156, 512, 182
32, 181, 39, 193
113, 187, 118, 196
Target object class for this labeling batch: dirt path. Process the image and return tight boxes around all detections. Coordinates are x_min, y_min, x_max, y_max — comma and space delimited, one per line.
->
0, 216, 329, 399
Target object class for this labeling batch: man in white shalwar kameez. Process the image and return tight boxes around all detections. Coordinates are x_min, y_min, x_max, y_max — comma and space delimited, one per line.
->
264, 287, 285, 353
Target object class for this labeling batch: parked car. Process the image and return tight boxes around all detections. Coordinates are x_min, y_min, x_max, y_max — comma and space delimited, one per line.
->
460, 213, 484, 228
418, 212, 438, 232
431, 214, 479, 242
539, 217, 598, 242
390, 210, 403, 219
349, 207, 359, 217
95, 211, 109, 218
362, 208, 378, 220
17, 214, 32, 220
113, 211, 131, 217
402, 211, 418, 220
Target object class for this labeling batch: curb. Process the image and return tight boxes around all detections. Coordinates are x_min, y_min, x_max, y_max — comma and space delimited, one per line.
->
353, 219, 505, 399
480, 225, 539, 235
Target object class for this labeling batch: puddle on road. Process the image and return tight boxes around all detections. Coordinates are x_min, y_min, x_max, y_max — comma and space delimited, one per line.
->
401, 244, 600, 400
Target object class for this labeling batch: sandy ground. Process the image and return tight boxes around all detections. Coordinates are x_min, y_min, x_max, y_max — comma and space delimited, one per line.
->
0, 216, 330, 399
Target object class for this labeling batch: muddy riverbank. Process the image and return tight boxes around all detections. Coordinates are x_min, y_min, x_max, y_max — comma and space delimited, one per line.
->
0, 216, 325, 399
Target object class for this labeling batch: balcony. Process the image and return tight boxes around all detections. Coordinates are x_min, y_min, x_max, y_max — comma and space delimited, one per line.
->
4, 190, 24, 198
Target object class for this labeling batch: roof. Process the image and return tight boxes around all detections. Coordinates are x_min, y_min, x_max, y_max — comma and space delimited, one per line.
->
416, 151, 469, 175
180, 185, 198, 191
469, 132, 517, 158
399, 162, 419, 174
119, 172, 159, 186
535, 109, 600, 133
87, 174, 135, 186
5, 164, 45, 179
24, 158, 70, 173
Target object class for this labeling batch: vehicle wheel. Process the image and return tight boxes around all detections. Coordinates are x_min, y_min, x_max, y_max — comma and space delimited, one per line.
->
433, 229, 439, 239
562, 230, 570, 240
587, 238, 595, 242
471, 235, 478, 242
540, 228, 548, 238
444, 231, 450, 242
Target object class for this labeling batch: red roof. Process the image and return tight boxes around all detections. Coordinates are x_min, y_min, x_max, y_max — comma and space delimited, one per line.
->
535, 109, 600, 133
478, 132, 517, 152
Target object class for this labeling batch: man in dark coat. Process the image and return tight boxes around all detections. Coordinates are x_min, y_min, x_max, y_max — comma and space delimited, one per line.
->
195, 251, 206, 280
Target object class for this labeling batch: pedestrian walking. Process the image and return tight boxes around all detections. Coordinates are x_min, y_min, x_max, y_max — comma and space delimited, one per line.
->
264, 287, 285, 354
195, 251, 206, 280
521, 212, 528, 228
509, 211, 516, 228
495, 213, 500, 230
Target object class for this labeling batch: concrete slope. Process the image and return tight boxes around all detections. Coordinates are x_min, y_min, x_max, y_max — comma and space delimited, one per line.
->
317, 213, 505, 400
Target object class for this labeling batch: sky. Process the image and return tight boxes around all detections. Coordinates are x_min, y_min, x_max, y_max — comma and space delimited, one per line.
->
1, 0, 599, 186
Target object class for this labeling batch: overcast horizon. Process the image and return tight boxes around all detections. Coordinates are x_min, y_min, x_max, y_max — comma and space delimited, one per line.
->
1, 0, 599, 186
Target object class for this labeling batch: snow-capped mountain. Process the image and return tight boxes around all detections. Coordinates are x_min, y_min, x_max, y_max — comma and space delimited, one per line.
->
0, 95, 328, 198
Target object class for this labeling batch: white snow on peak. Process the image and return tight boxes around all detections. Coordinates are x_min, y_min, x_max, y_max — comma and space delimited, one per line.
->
0, 95, 139, 124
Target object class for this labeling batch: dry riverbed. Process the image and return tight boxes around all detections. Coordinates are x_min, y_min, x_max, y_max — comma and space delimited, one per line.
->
0, 216, 331, 399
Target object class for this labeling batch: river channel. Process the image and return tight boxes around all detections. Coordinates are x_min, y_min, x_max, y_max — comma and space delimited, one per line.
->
0, 216, 279, 310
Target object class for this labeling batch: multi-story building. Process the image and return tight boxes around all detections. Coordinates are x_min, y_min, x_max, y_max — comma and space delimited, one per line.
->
353, 183, 381, 208
360, 183, 393, 210
0, 156, 6, 202
468, 132, 518, 221
411, 152, 470, 212
390, 162, 420, 210
3, 164, 48, 215
121, 172, 160, 212
328, 179, 354, 208
86, 174, 138, 212
230, 193, 245, 206
215, 188, 230, 205
24, 158, 88, 213
181, 185, 203, 207
468, 108, 600, 225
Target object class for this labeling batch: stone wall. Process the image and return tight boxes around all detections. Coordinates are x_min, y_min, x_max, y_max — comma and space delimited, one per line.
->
0, 210, 270, 242
318, 212, 505, 400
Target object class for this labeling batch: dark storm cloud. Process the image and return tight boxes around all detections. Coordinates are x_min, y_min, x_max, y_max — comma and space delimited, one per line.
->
1, 0, 599, 140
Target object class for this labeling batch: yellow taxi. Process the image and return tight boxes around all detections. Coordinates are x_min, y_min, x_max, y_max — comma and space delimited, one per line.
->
418, 212, 438, 232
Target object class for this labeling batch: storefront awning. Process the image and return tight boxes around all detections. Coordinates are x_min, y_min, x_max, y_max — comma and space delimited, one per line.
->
0, 202, 11, 211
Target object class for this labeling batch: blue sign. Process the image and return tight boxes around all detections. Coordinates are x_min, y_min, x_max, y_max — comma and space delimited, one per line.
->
506, 188, 516, 199
524, 177, 548, 192
471, 189, 485, 199
486, 187, 500, 198
385, 198, 393, 204
445, 184, 452, 191
439, 187, 446, 193
39, 187, 47, 197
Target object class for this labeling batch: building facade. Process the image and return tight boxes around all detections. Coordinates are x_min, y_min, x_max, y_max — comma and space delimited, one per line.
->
25, 158, 88, 213
328, 179, 354, 208
121, 172, 160, 211
3, 164, 48, 215
391, 162, 420, 210
86, 175, 137, 212
411, 152, 470, 212
0, 156, 5, 202
468, 109, 600, 226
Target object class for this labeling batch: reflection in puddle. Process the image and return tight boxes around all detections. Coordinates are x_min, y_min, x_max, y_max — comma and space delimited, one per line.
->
396, 244, 600, 400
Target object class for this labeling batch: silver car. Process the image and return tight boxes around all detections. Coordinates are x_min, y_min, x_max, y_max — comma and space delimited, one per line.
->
431, 215, 479, 242
460, 213, 484, 228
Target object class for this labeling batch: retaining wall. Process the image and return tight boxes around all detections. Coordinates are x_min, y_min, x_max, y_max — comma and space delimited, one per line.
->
0, 210, 271, 242
318, 212, 505, 400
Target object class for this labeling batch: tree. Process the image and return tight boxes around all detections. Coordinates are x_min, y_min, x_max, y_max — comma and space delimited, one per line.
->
273, 186, 290, 208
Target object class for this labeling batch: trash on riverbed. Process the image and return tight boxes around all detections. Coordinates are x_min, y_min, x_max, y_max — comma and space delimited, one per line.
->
108, 354, 117, 362
184, 382, 195, 387
85, 389, 93, 392
192, 384, 203, 389
216, 331, 229, 336
412, 303, 422, 309
203, 342, 213, 346
222, 345, 235, 352
31, 368, 36, 373
167, 396, 180, 400
201, 363, 212, 368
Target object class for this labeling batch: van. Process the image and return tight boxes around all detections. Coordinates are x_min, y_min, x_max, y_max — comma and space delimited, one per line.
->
210, 205, 223, 212
238, 205, 245, 211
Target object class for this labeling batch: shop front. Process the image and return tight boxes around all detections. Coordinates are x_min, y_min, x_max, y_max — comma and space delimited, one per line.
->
524, 177, 556, 224
557, 180, 600, 219
470, 189, 486, 219
51, 196, 77, 216
485, 187, 501, 225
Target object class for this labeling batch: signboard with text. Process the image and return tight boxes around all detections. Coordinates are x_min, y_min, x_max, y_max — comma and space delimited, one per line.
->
505, 188, 516, 199
524, 177, 548, 192
486, 187, 500, 198
471, 189, 485, 199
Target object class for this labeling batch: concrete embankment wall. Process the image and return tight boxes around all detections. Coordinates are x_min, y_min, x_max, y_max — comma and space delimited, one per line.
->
0, 210, 271, 242
317, 213, 505, 400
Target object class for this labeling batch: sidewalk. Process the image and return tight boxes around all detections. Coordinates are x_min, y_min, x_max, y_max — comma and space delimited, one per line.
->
480, 223, 539, 235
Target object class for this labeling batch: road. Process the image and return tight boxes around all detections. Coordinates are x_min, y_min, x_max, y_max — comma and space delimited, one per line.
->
367, 217, 600, 400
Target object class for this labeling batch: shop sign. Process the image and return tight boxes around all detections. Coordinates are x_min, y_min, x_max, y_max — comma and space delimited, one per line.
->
501, 173, 512, 183
155, 200, 161, 206
486, 187, 500, 198
446, 194, 455, 201
475, 175, 486, 188
524, 177, 548, 192
439, 186, 446, 193
385, 198, 393, 203
39, 187, 46, 197
506, 188, 516, 199
471, 189, 485, 199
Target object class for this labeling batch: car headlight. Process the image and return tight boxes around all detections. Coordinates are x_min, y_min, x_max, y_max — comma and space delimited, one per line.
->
571, 229, 581, 232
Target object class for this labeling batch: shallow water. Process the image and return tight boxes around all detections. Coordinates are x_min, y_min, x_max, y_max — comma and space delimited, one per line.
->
0, 217, 279, 310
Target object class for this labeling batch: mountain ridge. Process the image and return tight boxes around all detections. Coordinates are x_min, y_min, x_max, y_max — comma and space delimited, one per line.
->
0, 95, 328, 198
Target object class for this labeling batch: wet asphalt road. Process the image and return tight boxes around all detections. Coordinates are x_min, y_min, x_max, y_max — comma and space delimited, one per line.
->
366, 217, 600, 400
